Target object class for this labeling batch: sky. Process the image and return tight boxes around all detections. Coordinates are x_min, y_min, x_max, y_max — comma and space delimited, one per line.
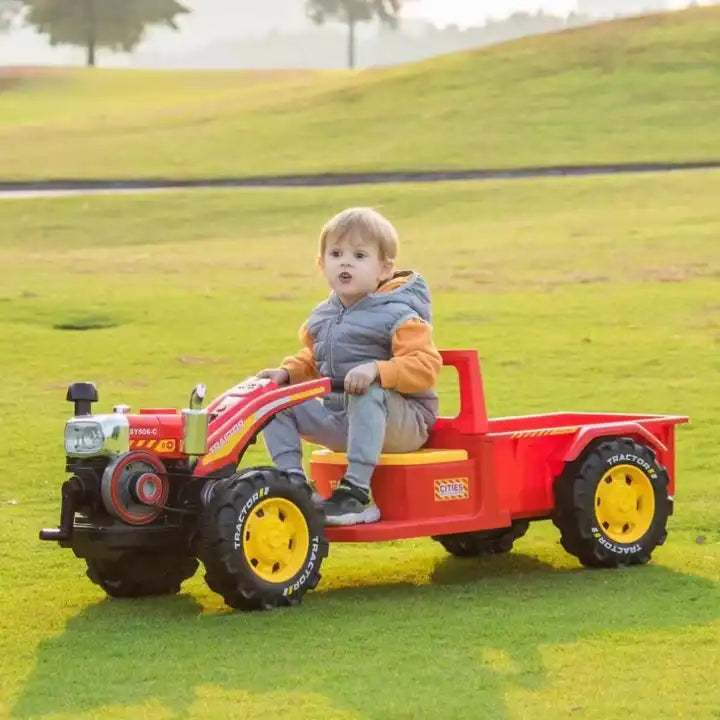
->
407, 0, 576, 26
0, 0, 703, 66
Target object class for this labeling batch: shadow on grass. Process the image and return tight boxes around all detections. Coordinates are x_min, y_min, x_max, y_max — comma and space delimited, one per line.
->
13, 553, 719, 720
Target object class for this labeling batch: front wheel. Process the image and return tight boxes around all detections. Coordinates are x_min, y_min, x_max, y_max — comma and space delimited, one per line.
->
86, 552, 198, 598
552, 437, 672, 568
198, 466, 328, 611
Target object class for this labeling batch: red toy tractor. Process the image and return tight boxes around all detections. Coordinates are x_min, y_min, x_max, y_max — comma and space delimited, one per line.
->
40, 350, 688, 610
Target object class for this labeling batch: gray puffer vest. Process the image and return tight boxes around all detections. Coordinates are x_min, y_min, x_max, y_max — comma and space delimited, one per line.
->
306, 271, 439, 425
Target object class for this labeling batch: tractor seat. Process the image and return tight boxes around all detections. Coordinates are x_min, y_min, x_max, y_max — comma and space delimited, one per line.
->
310, 447, 473, 523
311, 448, 468, 466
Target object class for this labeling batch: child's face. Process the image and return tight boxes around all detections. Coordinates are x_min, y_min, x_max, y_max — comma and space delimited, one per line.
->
322, 234, 393, 306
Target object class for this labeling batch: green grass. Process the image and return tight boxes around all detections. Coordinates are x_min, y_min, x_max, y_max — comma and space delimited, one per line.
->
1, 171, 720, 719
1, 6, 720, 181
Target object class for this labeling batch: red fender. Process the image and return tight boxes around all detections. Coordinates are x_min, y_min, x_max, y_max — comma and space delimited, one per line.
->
563, 421, 667, 463
194, 378, 330, 477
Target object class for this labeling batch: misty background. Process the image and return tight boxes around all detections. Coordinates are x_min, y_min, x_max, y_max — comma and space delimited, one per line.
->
0, 0, 715, 69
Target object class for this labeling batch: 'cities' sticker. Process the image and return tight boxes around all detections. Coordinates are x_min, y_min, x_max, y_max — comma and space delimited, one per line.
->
434, 478, 470, 501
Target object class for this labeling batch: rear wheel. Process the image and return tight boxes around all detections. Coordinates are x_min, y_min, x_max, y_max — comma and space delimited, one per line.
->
198, 466, 328, 611
86, 552, 198, 598
432, 521, 530, 557
552, 437, 672, 568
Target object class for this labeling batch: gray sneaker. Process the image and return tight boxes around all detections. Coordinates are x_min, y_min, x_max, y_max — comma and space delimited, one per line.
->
323, 480, 381, 526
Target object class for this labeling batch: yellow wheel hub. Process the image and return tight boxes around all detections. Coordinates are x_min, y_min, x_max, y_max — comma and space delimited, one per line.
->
594, 464, 655, 543
241, 497, 310, 583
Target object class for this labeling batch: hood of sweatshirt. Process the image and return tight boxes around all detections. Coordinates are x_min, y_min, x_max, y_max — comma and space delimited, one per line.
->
370, 270, 432, 323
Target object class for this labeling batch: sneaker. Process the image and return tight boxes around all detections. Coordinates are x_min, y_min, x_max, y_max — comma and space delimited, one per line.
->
323, 480, 381, 526
287, 472, 325, 509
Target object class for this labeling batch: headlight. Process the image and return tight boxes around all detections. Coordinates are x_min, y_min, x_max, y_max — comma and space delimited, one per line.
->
65, 421, 104, 454
64, 415, 129, 457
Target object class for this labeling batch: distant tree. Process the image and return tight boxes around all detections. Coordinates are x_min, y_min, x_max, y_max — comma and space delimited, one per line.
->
306, 0, 401, 69
0, 0, 22, 32
21, 0, 190, 67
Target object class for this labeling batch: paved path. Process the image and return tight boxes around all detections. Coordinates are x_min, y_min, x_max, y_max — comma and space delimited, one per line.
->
2, 160, 719, 198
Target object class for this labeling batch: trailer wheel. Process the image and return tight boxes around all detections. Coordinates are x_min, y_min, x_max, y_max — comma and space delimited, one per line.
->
86, 553, 198, 598
198, 466, 328, 611
432, 520, 529, 557
552, 437, 672, 568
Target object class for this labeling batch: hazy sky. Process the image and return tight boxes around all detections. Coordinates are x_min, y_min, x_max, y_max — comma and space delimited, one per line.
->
408, 0, 576, 25
0, 0, 700, 65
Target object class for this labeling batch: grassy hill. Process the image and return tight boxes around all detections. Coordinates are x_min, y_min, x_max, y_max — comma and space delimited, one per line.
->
1, 6, 719, 180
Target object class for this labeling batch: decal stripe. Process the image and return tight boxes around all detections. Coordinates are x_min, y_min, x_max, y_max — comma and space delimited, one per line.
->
511, 426, 579, 439
291, 387, 325, 402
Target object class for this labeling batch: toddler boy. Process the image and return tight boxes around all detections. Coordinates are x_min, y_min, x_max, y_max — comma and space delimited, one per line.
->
258, 207, 442, 525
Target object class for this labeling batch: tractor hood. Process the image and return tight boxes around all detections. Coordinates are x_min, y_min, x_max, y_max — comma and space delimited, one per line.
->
64, 409, 186, 459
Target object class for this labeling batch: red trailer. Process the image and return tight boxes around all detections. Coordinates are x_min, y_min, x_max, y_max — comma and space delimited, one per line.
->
314, 350, 687, 561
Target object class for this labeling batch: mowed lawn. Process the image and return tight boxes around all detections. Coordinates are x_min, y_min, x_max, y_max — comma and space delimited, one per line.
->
1, 171, 719, 719
1, 6, 720, 181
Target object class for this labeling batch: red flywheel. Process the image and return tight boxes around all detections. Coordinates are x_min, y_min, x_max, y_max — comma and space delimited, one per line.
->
101, 451, 169, 525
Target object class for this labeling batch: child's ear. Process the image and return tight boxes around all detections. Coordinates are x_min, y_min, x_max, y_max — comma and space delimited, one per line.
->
381, 258, 395, 279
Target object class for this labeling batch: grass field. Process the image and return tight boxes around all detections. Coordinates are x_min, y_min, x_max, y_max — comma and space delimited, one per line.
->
1, 6, 720, 181
1, 170, 719, 719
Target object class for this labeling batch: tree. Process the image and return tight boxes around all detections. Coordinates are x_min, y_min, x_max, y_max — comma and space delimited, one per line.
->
0, 0, 22, 32
21, 0, 189, 67
306, 0, 401, 69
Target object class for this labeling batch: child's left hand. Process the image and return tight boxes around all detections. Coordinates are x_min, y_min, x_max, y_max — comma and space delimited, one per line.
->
344, 362, 379, 395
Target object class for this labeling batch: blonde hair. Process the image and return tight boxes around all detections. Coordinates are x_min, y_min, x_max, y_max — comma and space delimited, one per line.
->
318, 207, 399, 262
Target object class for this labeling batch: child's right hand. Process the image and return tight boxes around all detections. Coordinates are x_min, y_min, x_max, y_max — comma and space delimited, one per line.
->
256, 368, 290, 385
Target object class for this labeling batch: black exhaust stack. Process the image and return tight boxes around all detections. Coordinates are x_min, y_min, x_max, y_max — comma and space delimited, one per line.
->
67, 382, 98, 416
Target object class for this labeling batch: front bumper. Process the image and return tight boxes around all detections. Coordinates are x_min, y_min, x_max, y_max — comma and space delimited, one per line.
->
62, 521, 187, 559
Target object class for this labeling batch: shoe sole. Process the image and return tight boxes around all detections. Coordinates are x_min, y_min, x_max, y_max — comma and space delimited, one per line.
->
324, 505, 381, 526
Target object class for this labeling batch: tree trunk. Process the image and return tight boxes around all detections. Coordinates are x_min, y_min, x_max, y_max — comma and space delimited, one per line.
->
347, 17, 355, 69
85, 0, 96, 67
86, 36, 96, 66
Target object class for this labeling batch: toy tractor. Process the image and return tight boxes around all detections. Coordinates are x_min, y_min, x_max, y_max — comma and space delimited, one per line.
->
40, 350, 688, 610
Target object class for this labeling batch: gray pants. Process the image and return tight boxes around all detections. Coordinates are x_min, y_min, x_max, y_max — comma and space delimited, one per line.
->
262, 384, 430, 491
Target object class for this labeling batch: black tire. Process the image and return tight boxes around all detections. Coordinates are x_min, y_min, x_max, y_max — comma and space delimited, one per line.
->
432, 520, 530, 557
552, 437, 672, 568
198, 466, 328, 611
86, 552, 198, 598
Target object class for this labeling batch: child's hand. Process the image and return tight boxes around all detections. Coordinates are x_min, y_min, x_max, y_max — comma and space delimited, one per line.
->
344, 362, 378, 395
256, 368, 290, 385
